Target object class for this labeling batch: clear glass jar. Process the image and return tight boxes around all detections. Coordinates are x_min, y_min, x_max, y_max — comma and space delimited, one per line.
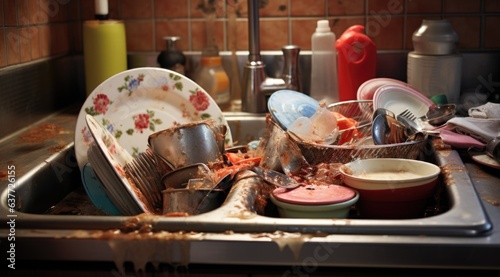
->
194, 56, 230, 110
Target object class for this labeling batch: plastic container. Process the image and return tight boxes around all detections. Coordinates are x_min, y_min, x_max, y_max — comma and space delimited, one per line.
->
336, 25, 377, 101
194, 56, 230, 110
157, 36, 186, 75
407, 20, 462, 104
309, 20, 339, 105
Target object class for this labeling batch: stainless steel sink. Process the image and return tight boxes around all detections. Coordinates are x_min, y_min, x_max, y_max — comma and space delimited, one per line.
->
0, 110, 497, 269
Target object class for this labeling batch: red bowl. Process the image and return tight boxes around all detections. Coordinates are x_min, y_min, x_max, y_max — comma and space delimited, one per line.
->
339, 158, 441, 219
353, 178, 439, 218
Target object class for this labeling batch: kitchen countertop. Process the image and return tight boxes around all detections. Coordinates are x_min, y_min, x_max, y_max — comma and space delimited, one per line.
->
1, 108, 499, 274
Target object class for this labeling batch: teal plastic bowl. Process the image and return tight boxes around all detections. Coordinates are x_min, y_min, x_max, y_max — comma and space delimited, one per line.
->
270, 189, 359, 219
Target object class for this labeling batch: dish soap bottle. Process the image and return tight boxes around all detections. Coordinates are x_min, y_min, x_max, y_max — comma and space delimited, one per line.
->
157, 36, 186, 75
336, 25, 376, 101
309, 20, 339, 105
194, 48, 231, 110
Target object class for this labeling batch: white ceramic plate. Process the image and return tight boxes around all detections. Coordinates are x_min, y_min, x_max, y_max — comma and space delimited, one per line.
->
357, 78, 414, 101
373, 84, 434, 118
75, 67, 232, 171
468, 149, 500, 170
86, 114, 149, 215
268, 89, 320, 130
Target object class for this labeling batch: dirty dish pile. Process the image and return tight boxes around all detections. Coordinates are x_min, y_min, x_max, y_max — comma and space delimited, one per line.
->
76, 67, 234, 215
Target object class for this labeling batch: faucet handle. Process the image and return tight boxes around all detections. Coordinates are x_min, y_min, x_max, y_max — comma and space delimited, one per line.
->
281, 45, 302, 92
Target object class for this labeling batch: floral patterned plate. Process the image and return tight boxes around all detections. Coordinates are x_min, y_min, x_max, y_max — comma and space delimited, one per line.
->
86, 114, 148, 215
75, 67, 232, 171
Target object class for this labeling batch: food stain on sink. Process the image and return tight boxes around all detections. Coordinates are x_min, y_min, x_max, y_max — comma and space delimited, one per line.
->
253, 231, 315, 260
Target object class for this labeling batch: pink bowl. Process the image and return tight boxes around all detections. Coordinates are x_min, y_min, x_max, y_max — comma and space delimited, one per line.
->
339, 158, 441, 219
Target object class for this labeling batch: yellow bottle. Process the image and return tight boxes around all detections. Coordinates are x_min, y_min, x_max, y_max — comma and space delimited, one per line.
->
194, 56, 230, 110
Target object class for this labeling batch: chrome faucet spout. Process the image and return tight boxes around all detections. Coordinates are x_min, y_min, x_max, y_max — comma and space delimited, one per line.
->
241, 0, 302, 113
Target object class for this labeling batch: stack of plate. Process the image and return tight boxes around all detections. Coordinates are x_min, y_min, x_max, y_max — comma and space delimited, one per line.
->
75, 67, 232, 215
86, 114, 147, 215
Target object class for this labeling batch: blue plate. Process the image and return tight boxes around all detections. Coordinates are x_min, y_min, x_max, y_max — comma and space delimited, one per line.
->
81, 163, 122, 216
268, 90, 320, 130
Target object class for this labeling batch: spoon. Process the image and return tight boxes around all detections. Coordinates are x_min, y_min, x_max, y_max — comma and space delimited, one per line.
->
372, 113, 409, 144
251, 166, 301, 189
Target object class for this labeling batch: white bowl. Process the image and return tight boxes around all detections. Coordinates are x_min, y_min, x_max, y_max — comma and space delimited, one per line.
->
373, 84, 433, 118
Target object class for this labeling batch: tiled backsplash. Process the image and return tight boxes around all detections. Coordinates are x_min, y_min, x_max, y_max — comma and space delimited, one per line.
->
1, 0, 500, 69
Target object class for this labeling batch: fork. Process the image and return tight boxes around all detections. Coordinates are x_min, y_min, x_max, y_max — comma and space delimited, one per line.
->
397, 109, 440, 136
399, 109, 418, 121
124, 148, 164, 210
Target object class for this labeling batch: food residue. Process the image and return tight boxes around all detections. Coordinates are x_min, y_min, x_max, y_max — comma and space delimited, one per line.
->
16, 123, 65, 144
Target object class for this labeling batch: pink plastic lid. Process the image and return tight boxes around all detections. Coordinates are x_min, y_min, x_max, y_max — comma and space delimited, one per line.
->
272, 184, 356, 205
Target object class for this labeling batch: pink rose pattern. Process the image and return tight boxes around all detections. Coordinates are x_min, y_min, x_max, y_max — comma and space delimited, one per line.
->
85, 93, 111, 116
189, 88, 210, 111
133, 113, 150, 133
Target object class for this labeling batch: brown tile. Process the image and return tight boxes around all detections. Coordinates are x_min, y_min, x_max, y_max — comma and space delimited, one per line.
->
260, 0, 289, 17
71, 22, 83, 53
485, 16, 500, 48
235, 18, 249, 51
445, 16, 480, 49
291, 19, 317, 51
39, 25, 50, 57
366, 15, 404, 50
28, 0, 40, 24
191, 19, 225, 51
80, 0, 95, 20
367, 0, 405, 15
124, 20, 154, 52
405, 15, 442, 50
4, 0, 17, 26
443, 0, 480, 13
0, 1, 3, 27
109, 0, 120, 19
260, 19, 288, 50
191, 0, 225, 18
156, 0, 189, 18
155, 20, 190, 52
332, 17, 366, 39
29, 26, 41, 60
0, 30, 6, 67
18, 0, 30, 26
35, 0, 49, 24
20, 27, 31, 62
485, 0, 500, 12
291, 0, 325, 16
40, 0, 68, 22
5, 29, 20, 65
407, 0, 442, 14
328, 0, 364, 15
121, 0, 153, 19
50, 23, 70, 55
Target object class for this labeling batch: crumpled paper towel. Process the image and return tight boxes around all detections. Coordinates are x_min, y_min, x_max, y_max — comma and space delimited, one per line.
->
468, 102, 500, 119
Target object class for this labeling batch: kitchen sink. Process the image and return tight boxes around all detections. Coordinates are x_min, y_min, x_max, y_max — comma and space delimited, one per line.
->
0, 109, 496, 269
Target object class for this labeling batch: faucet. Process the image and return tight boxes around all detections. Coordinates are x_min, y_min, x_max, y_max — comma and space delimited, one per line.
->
241, 0, 301, 113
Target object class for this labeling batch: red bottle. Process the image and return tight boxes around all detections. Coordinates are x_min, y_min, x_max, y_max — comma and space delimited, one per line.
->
335, 25, 377, 101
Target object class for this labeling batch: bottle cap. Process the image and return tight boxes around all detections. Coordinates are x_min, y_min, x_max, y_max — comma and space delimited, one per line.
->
316, 20, 331, 33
